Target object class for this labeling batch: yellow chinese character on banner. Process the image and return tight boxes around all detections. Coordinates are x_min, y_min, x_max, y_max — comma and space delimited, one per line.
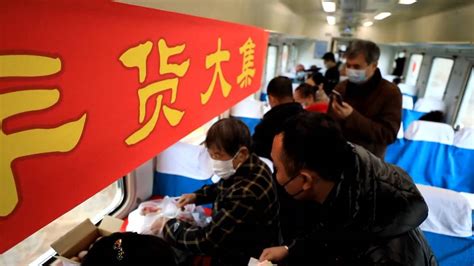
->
237, 37, 256, 88
200, 38, 231, 105
0, 55, 87, 217
120, 39, 190, 146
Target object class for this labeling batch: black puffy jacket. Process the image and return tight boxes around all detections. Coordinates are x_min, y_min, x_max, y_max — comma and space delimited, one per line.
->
286, 145, 437, 266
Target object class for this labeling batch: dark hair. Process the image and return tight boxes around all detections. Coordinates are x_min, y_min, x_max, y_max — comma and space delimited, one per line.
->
419, 111, 444, 123
278, 112, 351, 181
311, 72, 325, 85
82, 232, 176, 265
346, 39, 380, 65
267, 76, 293, 99
322, 52, 336, 62
295, 83, 316, 100
392, 77, 402, 85
205, 118, 251, 156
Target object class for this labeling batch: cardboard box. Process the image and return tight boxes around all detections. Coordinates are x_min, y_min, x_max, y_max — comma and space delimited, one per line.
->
51, 216, 124, 265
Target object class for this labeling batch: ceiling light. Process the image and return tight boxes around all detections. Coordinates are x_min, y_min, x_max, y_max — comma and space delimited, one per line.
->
398, 0, 417, 4
363, 21, 373, 27
374, 12, 391, 20
322, 1, 336, 12
326, 16, 336, 25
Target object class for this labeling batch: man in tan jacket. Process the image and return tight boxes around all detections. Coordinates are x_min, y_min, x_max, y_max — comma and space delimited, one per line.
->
329, 39, 402, 158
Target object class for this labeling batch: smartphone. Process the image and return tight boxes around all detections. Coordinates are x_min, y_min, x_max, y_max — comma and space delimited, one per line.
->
331, 90, 343, 105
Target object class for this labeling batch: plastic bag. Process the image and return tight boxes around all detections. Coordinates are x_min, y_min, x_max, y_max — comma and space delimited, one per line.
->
126, 196, 210, 237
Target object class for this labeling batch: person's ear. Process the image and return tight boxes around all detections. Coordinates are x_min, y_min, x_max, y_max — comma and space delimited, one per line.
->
236, 147, 249, 164
300, 170, 315, 190
371, 61, 378, 71
268, 95, 277, 107
239, 147, 249, 157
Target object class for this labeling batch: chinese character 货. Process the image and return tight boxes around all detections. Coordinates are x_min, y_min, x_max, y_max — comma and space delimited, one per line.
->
119, 39, 189, 145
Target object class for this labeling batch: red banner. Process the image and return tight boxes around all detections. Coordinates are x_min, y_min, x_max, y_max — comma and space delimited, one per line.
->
0, 0, 268, 253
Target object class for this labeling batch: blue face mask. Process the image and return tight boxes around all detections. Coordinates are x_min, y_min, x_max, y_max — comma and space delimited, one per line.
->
296, 71, 306, 80
347, 68, 367, 84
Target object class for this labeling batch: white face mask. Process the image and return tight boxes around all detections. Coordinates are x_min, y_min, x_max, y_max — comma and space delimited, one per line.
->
347, 68, 367, 84
210, 150, 242, 180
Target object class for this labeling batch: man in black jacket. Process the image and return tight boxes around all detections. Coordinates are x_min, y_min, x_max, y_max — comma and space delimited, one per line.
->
260, 112, 437, 265
322, 52, 340, 95
252, 76, 308, 243
252, 76, 303, 159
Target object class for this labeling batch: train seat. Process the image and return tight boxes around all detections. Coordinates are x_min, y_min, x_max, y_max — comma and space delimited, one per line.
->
398, 82, 417, 96
417, 185, 474, 266
402, 95, 414, 110
153, 142, 214, 197
386, 121, 454, 188
446, 127, 474, 193
402, 108, 426, 129
414, 97, 446, 113
230, 97, 264, 135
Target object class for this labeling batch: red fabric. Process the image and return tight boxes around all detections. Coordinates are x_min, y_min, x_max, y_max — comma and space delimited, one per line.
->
0, 1, 267, 253
306, 102, 329, 113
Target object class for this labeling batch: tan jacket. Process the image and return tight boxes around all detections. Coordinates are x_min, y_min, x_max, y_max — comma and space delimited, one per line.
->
329, 69, 402, 158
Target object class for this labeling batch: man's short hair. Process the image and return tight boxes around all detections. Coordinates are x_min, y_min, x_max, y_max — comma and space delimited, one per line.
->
267, 76, 293, 99
322, 52, 336, 62
346, 39, 380, 65
278, 112, 352, 181
311, 72, 325, 85
295, 83, 316, 100
205, 118, 251, 156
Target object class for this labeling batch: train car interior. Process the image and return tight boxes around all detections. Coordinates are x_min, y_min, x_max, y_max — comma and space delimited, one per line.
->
1, 0, 473, 265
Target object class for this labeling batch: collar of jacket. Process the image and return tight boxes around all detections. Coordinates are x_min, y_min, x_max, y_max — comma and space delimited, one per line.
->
263, 102, 303, 119
320, 145, 360, 226
346, 68, 382, 97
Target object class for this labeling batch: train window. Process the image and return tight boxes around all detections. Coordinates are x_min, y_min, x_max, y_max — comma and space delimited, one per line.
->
455, 68, 474, 128
264, 45, 278, 88
281, 44, 289, 74
0, 180, 124, 265
289, 44, 298, 72
405, 54, 423, 87
424, 57, 454, 100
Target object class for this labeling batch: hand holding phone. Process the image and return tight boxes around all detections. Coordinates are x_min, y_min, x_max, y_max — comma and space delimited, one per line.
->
331, 90, 343, 105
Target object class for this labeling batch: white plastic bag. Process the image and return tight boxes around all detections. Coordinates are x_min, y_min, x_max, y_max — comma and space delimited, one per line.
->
126, 196, 210, 237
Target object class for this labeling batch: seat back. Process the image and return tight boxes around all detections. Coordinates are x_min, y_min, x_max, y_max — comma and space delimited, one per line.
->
153, 142, 214, 197
414, 97, 446, 113
385, 123, 405, 164
397, 122, 404, 139
402, 108, 426, 129
398, 82, 417, 96
454, 127, 474, 150
386, 121, 454, 188
446, 127, 474, 193
230, 97, 264, 135
402, 95, 414, 110
417, 184, 472, 237
382, 74, 398, 82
